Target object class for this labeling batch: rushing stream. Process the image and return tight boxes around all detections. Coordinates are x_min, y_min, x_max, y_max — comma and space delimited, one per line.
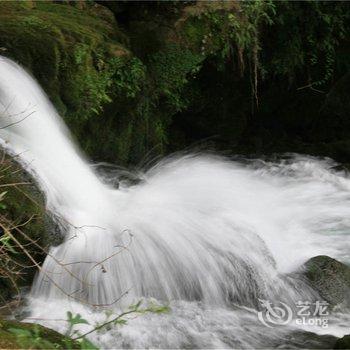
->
0, 56, 349, 348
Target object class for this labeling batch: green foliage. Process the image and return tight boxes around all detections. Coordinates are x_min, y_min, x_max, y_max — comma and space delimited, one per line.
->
69, 300, 170, 342
0, 0, 349, 165
1, 302, 170, 350
7, 325, 96, 350
265, 1, 350, 88
182, 1, 275, 65
65, 312, 89, 339
0, 233, 17, 255
21, 16, 50, 29
66, 45, 117, 119
226, 1, 276, 59
112, 57, 146, 99
181, 0, 348, 95
179, 1, 276, 108
150, 44, 203, 112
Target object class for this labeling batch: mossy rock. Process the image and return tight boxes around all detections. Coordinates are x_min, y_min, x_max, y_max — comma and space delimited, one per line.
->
0, 156, 52, 305
334, 335, 350, 349
0, 0, 133, 161
303, 255, 350, 307
0, 0, 128, 116
0, 318, 76, 349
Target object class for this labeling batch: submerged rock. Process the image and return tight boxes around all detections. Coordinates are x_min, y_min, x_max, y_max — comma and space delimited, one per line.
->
281, 330, 337, 349
303, 255, 350, 307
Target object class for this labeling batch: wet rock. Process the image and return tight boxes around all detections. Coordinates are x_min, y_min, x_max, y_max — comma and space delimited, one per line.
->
279, 330, 337, 349
303, 255, 350, 307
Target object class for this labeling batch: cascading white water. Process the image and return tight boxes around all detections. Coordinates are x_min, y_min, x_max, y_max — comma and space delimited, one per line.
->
0, 56, 349, 348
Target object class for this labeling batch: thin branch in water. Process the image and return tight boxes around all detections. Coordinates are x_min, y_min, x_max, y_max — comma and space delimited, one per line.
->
74, 309, 137, 340
0, 110, 36, 130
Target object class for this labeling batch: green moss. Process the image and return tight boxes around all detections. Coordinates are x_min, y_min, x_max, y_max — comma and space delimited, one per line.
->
0, 1, 172, 165
0, 318, 77, 349
0, 0, 128, 129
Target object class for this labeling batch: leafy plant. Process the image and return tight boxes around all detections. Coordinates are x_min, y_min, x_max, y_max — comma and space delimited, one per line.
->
6, 301, 171, 349
71, 300, 170, 341
264, 1, 350, 89
65, 311, 89, 338
150, 44, 203, 112
0, 233, 17, 254
112, 56, 146, 99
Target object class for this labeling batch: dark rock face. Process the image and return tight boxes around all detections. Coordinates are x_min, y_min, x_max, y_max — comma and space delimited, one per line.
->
303, 255, 350, 307
281, 330, 337, 349
334, 335, 350, 349
321, 73, 350, 134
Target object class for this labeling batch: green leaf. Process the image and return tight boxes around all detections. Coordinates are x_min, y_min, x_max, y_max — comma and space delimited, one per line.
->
67, 312, 89, 326
0, 235, 17, 254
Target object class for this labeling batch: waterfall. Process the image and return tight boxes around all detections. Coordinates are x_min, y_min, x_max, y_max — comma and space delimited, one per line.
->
0, 56, 349, 348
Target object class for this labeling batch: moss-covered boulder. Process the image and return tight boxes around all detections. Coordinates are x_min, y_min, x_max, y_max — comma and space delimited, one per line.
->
0, 0, 128, 119
0, 318, 76, 349
303, 255, 350, 307
0, 156, 50, 305
0, 0, 136, 162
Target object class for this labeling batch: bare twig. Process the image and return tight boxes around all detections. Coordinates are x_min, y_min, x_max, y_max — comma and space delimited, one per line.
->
0, 110, 36, 130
